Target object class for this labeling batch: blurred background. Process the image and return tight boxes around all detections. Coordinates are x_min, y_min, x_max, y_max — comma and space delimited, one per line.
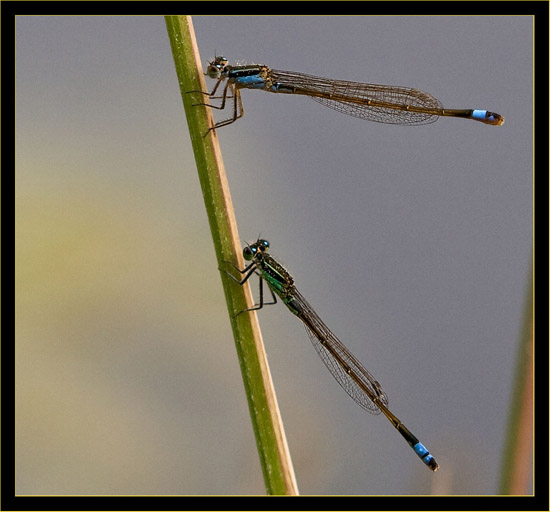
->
16, 15, 532, 495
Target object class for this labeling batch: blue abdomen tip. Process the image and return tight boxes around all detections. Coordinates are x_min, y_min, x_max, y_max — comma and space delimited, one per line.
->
413, 442, 429, 458
472, 110, 488, 120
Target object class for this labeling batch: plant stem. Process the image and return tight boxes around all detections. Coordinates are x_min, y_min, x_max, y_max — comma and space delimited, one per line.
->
498, 259, 533, 494
164, 15, 298, 495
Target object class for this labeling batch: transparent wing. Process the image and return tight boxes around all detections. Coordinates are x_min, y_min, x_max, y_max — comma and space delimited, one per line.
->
290, 288, 389, 414
271, 69, 442, 125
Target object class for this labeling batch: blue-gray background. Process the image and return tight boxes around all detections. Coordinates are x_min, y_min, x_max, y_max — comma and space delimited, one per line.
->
16, 15, 532, 495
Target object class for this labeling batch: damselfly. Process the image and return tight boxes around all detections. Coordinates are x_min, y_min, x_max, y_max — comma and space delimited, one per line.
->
226, 238, 439, 471
194, 56, 504, 132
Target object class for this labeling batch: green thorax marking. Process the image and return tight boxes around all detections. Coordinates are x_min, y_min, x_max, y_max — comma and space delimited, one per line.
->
257, 253, 293, 294
257, 253, 302, 315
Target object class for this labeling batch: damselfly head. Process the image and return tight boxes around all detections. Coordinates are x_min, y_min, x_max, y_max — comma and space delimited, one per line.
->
257, 239, 270, 252
206, 56, 229, 79
243, 238, 270, 261
243, 244, 258, 261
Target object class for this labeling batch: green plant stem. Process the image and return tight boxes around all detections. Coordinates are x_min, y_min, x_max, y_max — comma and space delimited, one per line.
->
164, 15, 298, 495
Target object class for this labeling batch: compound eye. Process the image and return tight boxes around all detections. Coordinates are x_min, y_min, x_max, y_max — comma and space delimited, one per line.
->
206, 65, 221, 79
243, 246, 255, 261
258, 239, 270, 252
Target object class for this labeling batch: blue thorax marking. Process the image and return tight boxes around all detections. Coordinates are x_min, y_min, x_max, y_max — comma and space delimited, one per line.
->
232, 75, 266, 88
227, 66, 265, 89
